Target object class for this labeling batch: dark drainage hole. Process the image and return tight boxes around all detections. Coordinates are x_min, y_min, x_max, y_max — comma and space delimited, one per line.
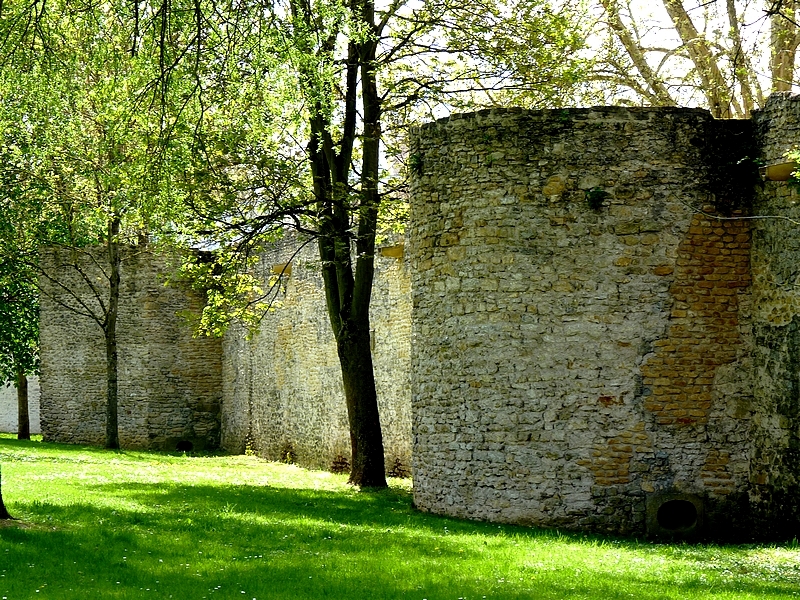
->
657, 499, 697, 530
176, 440, 194, 452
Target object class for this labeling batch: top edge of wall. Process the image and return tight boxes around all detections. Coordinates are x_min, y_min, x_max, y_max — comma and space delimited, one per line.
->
413, 105, 715, 132
754, 91, 800, 113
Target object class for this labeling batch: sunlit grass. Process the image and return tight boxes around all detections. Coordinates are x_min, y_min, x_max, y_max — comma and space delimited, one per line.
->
1, 433, 799, 599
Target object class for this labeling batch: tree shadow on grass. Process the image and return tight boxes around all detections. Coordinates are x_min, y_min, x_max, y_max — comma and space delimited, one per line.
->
0, 435, 115, 458
0, 435, 230, 457
2, 481, 797, 599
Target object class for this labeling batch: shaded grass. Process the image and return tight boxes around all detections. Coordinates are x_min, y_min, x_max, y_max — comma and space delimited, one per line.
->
0, 434, 799, 599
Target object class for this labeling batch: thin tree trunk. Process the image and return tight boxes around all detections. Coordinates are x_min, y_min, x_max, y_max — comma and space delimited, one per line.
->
599, 0, 676, 106
16, 369, 29, 441
344, 0, 387, 489
295, 0, 388, 488
0, 465, 12, 520
771, 0, 799, 92
661, 0, 739, 117
725, 0, 758, 115
105, 218, 121, 450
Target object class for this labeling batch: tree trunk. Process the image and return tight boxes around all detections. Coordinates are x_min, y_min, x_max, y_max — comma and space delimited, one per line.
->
16, 369, 29, 441
771, 1, 799, 92
341, 0, 386, 489
661, 0, 738, 118
105, 218, 121, 450
337, 323, 386, 487
725, 0, 759, 115
599, 0, 676, 106
298, 0, 388, 488
0, 465, 12, 520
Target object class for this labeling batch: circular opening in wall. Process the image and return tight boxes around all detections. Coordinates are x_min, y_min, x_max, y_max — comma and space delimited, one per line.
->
175, 440, 194, 452
657, 499, 698, 530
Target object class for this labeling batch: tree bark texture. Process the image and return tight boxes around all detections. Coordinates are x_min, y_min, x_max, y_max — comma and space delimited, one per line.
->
771, 0, 799, 92
299, 0, 388, 488
337, 323, 386, 487
16, 369, 29, 441
105, 218, 121, 450
661, 0, 736, 118
599, 0, 676, 106
0, 466, 12, 519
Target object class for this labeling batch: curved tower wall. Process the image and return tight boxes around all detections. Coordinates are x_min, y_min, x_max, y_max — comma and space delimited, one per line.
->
408, 104, 797, 539
748, 94, 800, 536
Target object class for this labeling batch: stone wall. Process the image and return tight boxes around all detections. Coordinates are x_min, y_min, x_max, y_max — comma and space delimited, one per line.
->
221, 235, 413, 473
408, 99, 800, 540
0, 376, 40, 434
38, 238, 412, 472
36, 94, 800, 539
747, 94, 800, 536
39, 248, 222, 450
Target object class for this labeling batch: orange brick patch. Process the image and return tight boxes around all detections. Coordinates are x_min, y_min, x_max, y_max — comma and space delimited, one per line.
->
701, 449, 735, 495
588, 430, 652, 486
642, 210, 750, 426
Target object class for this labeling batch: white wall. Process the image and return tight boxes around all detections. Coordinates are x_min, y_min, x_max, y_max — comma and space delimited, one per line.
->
0, 376, 41, 434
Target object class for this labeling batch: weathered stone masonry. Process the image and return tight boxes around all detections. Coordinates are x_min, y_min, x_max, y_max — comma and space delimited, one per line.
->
39, 240, 412, 472
39, 248, 223, 450
408, 95, 800, 540
0, 377, 40, 434
221, 237, 412, 472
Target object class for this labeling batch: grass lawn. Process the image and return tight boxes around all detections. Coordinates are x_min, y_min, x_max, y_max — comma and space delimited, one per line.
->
0, 434, 798, 599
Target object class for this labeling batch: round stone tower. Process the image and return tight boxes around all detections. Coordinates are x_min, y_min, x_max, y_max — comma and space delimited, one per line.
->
408, 100, 800, 541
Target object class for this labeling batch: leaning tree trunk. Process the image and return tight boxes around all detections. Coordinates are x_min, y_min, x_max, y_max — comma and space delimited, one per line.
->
337, 323, 386, 487
16, 368, 29, 441
0, 465, 12, 520
298, 0, 388, 488
104, 218, 121, 450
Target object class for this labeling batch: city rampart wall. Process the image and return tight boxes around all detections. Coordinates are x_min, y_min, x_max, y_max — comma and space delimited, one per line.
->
221, 236, 413, 473
39, 248, 223, 450
0, 376, 40, 434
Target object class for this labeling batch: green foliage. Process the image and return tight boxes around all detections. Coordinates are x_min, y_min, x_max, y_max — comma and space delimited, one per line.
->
0, 0, 203, 254
0, 258, 39, 385
586, 187, 610, 210
783, 148, 800, 185
0, 0, 591, 476
0, 0, 590, 335
162, 0, 590, 334
177, 250, 275, 338
437, 1, 589, 110
0, 105, 41, 386
0, 436, 799, 599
